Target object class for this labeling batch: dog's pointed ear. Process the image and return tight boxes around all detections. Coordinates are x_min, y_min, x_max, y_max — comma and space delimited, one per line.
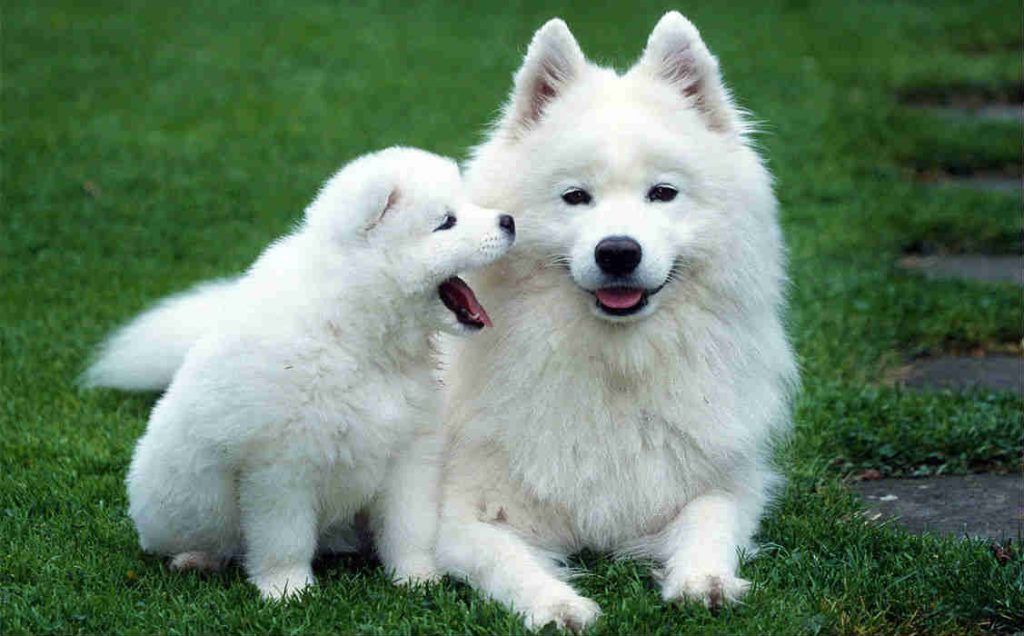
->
637, 12, 738, 132
504, 18, 586, 134
305, 178, 400, 241
362, 187, 400, 235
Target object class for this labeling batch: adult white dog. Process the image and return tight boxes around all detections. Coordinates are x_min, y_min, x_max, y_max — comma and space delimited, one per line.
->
87, 148, 515, 599
434, 12, 797, 631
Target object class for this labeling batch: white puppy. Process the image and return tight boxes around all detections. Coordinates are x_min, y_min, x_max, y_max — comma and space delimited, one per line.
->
434, 13, 798, 632
95, 147, 515, 599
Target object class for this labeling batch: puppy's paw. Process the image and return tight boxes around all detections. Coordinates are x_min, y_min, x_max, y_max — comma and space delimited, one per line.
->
523, 593, 601, 634
170, 551, 224, 573
250, 566, 314, 601
661, 570, 750, 613
385, 550, 441, 586
390, 561, 441, 586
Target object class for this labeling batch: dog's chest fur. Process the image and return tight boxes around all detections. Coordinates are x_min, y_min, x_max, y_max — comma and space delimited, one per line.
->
216, 324, 437, 526
450, 322, 747, 551
535, 408, 707, 546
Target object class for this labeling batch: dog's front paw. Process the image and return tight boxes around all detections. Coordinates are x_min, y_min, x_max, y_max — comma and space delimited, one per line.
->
250, 566, 314, 601
387, 548, 440, 585
390, 559, 441, 586
661, 570, 750, 612
523, 593, 601, 634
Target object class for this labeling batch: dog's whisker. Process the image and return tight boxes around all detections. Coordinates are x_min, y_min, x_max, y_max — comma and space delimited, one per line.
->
541, 255, 572, 270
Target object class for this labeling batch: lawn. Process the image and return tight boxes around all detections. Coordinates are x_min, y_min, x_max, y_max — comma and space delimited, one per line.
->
2, 1, 1021, 633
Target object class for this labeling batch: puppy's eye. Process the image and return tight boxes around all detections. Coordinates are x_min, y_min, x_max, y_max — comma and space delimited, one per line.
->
647, 184, 678, 202
561, 188, 592, 206
434, 213, 457, 232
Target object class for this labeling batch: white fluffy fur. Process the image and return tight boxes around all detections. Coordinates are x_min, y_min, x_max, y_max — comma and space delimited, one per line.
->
83, 278, 239, 391
108, 147, 514, 599
434, 13, 797, 632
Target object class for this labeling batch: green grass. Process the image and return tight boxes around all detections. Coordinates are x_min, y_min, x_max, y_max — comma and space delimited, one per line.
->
3, 0, 1022, 633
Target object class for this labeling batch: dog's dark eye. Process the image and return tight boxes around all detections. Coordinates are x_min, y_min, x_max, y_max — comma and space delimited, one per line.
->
647, 184, 678, 202
561, 188, 592, 206
434, 213, 457, 231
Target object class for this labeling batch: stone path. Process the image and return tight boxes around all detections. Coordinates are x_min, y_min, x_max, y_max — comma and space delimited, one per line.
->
898, 355, 1022, 395
872, 93, 1024, 542
909, 96, 1022, 193
855, 474, 1023, 539
899, 254, 1023, 285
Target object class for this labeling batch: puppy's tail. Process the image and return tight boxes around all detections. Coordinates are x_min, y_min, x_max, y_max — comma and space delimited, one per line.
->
82, 277, 239, 391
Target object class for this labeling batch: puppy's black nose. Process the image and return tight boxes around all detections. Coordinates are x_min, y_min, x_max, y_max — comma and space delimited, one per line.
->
595, 236, 642, 276
499, 214, 516, 237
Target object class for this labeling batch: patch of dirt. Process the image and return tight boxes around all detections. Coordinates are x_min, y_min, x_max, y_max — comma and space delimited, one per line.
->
956, 38, 1024, 55
901, 229, 1024, 258
911, 165, 1021, 195
898, 82, 1023, 109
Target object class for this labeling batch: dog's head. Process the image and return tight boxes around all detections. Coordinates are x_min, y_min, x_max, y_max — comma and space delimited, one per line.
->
467, 13, 780, 324
304, 147, 516, 334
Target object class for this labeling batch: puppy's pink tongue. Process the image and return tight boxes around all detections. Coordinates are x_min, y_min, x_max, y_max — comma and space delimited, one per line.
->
456, 282, 492, 328
595, 287, 644, 309
439, 277, 493, 328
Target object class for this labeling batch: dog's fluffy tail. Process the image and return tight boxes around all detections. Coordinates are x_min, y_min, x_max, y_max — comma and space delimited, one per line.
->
82, 278, 239, 391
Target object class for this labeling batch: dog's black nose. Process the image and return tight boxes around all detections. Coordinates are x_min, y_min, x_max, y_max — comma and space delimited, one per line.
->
499, 214, 516, 237
595, 236, 642, 276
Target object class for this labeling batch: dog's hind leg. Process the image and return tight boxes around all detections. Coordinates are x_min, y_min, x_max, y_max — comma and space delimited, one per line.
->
436, 500, 600, 634
127, 417, 241, 561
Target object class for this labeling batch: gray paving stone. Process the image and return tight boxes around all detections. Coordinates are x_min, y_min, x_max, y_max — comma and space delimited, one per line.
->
899, 355, 1023, 395
940, 175, 1021, 194
899, 254, 1023, 286
974, 103, 1023, 122
855, 474, 1023, 539
923, 103, 1023, 123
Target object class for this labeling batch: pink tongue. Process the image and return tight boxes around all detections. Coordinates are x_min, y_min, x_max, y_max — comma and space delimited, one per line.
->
446, 277, 493, 327
460, 287, 492, 328
595, 287, 644, 309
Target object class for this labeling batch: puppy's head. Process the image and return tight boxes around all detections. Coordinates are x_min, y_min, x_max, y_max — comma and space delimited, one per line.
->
304, 147, 516, 334
467, 13, 779, 325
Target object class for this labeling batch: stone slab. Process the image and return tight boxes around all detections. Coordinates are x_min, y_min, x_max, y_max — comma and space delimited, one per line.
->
899, 254, 1023, 286
923, 103, 1022, 123
855, 474, 1023, 539
899, 355, 1023, 394
929, 175, 1021, 194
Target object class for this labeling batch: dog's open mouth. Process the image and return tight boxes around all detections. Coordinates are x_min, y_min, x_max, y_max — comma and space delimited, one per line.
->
439, 277, 492, 329
594, 287, 648, 316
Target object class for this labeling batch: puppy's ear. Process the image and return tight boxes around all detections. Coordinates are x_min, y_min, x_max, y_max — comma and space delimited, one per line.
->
303, 177, 399, 242
504, 18, 585, 135
636, 12, 738, 132
362, 187, 400, 234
